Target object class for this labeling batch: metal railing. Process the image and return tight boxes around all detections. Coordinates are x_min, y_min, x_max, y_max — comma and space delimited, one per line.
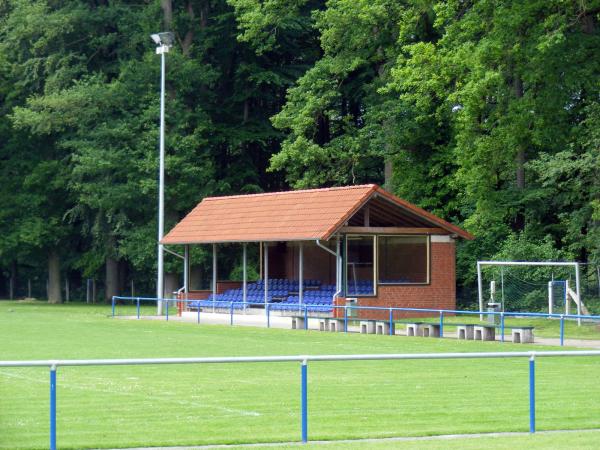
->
112, 296, 600, 346
2, 350, 600, 450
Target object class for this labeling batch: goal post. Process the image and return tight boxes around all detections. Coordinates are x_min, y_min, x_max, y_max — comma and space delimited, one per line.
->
476, 261, 582, 324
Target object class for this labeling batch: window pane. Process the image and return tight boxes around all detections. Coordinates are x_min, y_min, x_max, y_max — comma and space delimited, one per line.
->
346, 236, 375, 295
378, 236, 428, 284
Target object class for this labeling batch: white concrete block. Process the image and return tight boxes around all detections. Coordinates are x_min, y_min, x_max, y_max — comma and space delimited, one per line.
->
457, 325, 474, 340
512, 328, 534, 343
422, 323, 440, 338
360, 321, 376, 334
406, 323, 424, 337
292, 317, 306, 330
474, 325, 495, 341
376, 321, 393, 335
328, 319, 344, 332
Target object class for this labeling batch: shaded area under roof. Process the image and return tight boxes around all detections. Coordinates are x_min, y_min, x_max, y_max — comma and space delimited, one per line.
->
161, 184, 474, 244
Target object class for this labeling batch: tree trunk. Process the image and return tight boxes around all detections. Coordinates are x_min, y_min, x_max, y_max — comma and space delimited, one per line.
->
9, 260, 16, 299
383, 159, 393, 192
161, 0, 173, 29
48, 251, 62, 303
181, 2, 195, 56
513, 75, 525, 189
105, 256, 119, 303
118, 259, 128, 296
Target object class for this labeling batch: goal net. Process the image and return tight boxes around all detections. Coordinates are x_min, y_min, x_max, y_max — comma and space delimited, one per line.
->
476, 261, 584, 315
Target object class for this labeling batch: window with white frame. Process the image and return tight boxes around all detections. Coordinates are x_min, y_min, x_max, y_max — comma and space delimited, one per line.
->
345, 235, 376, 296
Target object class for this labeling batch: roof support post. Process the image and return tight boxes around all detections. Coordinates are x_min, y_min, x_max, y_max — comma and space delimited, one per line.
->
183, 245, 189, 296
264, 243, 269, 306
212, 244, 217, 301
332, 235, 342, 305
299, 243, 304, 306
336, 236, 341, 292
575, 263, 581, 326
243, 243, 247, 307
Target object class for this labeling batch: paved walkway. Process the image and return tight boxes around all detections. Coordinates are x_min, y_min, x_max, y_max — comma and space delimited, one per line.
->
109, 428, 600, 450
116, 311, 600, 349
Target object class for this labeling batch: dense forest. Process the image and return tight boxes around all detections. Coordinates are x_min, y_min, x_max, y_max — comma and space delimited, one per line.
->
0, 0, 598, 306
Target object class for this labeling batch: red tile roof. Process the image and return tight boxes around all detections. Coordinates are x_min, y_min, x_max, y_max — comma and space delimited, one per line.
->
161, 184, 473, 244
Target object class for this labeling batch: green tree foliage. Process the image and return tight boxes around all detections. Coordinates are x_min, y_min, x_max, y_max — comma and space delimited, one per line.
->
0, 0, 598, 306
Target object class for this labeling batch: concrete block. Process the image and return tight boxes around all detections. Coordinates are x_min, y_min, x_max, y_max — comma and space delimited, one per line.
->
318, 318, 329, 332
292, 317, 306, 330
406, 323, 424, 337
422, 323, 440, 338
512, 328, 534, 343
328, 319, 345, 332
360, 321, 376, 334
474, 325, 495, 341
457, 324, 474, 340
375, 321, 394, 335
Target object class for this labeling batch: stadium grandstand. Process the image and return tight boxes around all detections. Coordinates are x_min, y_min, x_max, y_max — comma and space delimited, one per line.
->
161, 184, 473, 319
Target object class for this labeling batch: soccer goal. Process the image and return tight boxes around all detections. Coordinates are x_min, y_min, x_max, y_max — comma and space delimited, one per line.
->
476, 261, 586, 324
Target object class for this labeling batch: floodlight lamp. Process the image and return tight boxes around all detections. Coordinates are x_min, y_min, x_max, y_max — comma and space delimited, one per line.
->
150, 32, 175, 47
159, 32, 175, 46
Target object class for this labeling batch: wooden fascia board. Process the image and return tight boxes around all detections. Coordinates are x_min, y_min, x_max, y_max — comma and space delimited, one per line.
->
340, 226, 449, 235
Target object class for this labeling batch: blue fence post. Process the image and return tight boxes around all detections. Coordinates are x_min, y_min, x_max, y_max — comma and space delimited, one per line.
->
529, 354, 536, 433
439, 311, 444, 338
500, 313, 505, 343
111, 297, 115, 318
344, 306, 348, 333
136, 298, 140, 320
166, 300, 169, 321
304, 305, 308, 330
50, 365, 57, 450
389, 308, 393, 336
197, 306, 200, 324
560, 315, 565, 347
301, 359, 308, 443
230, 302, 234, 326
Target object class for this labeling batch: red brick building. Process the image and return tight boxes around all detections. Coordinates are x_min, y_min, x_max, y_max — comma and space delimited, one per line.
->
162, 184, 473, 317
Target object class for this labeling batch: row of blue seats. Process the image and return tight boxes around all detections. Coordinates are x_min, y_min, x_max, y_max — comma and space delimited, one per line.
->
188, 300, 332, 312
284, 297, 331, 305
270, 303, 333, 313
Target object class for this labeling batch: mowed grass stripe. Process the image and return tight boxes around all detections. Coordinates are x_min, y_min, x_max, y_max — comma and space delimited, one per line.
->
1, 301, 599, 449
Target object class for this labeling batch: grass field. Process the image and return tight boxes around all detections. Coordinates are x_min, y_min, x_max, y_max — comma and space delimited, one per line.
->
1, 300, 600, 449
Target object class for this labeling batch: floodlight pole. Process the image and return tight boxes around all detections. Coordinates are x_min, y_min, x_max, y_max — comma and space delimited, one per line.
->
153, 34, 172, 315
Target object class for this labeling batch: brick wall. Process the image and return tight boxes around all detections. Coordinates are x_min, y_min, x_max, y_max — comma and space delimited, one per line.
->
356, 241, 456, 319
281, 242, 336, 283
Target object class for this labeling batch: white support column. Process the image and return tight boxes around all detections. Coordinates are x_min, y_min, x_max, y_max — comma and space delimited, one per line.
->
299, 243, 304, 306
212, 244, 217, 300
184, 245, 189, 297
548, 281, 553, 316
501, 268, 505, 312
477, 262, 484, 320
264, 243, 269, 306
565, 279, 570, 316
243, 243, 247, 306
336, 236, 341, 292
575, 263, 582, 326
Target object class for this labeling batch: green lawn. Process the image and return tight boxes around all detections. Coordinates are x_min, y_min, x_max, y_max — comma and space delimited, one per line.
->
1, 300, 600, 449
